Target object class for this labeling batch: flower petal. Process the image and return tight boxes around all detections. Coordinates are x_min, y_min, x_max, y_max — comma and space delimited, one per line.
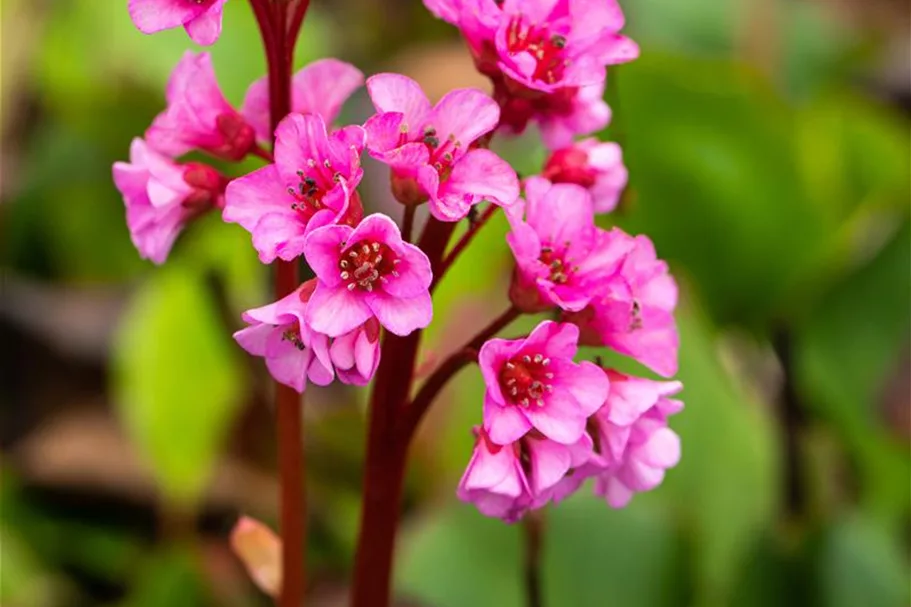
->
306, 285, 372, 337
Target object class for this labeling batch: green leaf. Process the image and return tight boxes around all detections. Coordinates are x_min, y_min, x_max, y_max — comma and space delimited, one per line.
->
397, 498, 682, 607
112, 263, 245, 509
796, 223, 911, 526
813, 515, 910, 607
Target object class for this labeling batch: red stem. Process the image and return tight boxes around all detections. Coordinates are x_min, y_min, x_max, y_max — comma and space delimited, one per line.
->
250, 0, 308, 604
401, 205, 416, 243
397, 305, 521, 440
350, 218, 456, 607
431, 204, 499, 292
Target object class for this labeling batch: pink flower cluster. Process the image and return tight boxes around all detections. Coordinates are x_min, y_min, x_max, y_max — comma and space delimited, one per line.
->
423, 0, 637, 148
459, 322, 682, 520
117, 0, 682, 523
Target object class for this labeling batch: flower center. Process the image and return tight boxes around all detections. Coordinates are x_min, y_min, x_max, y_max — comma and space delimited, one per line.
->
543, 148, 597, 188
281, 324, 306, 351
539, 246, 575, 284
505, 18, 568, 84
338, 240, 400, 292
288, 159, 342, 220
499, 353, 554, 407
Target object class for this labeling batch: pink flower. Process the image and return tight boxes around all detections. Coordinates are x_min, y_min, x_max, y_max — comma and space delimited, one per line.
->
586, 372, 683, 508
457, 426, 593, 522
303, 214, 433, 337
112, 138, 225, 264
566, 232, 680, 377
233, 281, 335, 394
128, 0, 227, 46
542, 138, 627, 213
329, 318, 382, 386
506, 177, 626, 312
242, 59, 364, 142
426, 0, 637, 92
146, 52, 256, 161
479, 320, 609, 445
363, 73, 519, 220
423, 0, 634, 146
223, 113, 366, 263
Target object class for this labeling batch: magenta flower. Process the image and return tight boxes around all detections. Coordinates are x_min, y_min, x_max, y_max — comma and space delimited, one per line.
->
363, 73, 519, 220
112, 138, 225, 264
479, 320, 609, 445
457, 426, 593, 522
330, 317, 382, 386
566, 232, 680, 377
233, 281, 336, 394
303, 214, 433, 337
586, 372, 683, 508
223, 113, 366, 263
242, 59, 365, 142
128, 0, 227, 46
542, 138, 627, 213
506, 178, 626, 312
425, 0, 637, 92
146, 52, 256, 161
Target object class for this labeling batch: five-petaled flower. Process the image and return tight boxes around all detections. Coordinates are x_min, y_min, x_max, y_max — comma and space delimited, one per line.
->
423, 0, 637, 147
223, 113, 366, 263
146, 52, 256, 161
479, 320, 609, 445
507, 177, 627, 312
364, 73, 519, 220
303, 214, 433, 337
129, 0, 228, 46
113, 138, 225, 264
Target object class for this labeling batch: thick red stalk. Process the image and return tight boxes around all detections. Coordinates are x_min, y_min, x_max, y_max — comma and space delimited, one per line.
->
398, 305, 521, 440
249, 0, 308, 605
350, 218, 456, 607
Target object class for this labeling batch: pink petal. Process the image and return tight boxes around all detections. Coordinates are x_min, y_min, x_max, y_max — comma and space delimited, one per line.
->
240, 77, 272, 142
430, 88, 499, 146
478, 337, 521, 406
365, 291, 432, 336
128, 0, 199, 34
366, 74, 432, 129
526, 182, 595, 249
306, 285, 372, 337
527, 438, 572, 495
483, 395, 533, 445
522, 321, 579, 360
293, 59, 364, 125
597, 475, 634, 509
250, 213, 309, 263
348, 213, 402, 245
273, 113, 332, 185
302, 224, 350, 288
638, 427, 681, 469
364, 112, 407, 155
382, 242, 432, 299
461, 442, 517, 492
183, 0, 226, 46
223, 165, 291, 230
562, 360, 610, 416
354, 329, 380, 379
443, 149, 520, 209
233, 324, 275, 357
524, 390, 587, 444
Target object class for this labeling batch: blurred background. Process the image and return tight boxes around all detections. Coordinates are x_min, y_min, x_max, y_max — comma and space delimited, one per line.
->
1, 0, 909, 605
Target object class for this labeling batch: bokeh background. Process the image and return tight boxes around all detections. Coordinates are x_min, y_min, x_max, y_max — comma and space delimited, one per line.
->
2, 0, 909, 605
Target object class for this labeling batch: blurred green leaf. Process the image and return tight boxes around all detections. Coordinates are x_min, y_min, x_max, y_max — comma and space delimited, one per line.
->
119, 547, 210, 607
398, 498, 683, 607
812, 515, 909, 607
112, 263, 245, 509
796, 223, 911, 527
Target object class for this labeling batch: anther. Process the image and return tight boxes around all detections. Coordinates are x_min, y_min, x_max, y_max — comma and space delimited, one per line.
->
523, 355, 531, 363
340, 272, 350, 279
347, 284, 356, 291
340, 260, 349, 268
533, 354, 543, 363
